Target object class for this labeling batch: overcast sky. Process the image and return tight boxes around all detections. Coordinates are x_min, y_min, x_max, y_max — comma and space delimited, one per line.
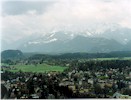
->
1, 0, 131, 45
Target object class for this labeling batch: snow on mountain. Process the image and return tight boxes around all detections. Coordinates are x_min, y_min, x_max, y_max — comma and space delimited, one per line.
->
49, 33, 55, 38
20, 34, 124, 53
99, 28, 131, 44
23, 31, 72, 47
17, 25, 131, 53
28, 41, 41, 45
43, 38, 58, 43
27, 38, 58, 45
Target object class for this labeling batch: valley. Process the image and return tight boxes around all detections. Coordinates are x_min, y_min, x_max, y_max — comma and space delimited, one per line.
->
1, 50, 131, 99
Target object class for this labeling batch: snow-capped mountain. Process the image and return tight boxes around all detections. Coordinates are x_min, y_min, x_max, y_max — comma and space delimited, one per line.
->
2, 26, 129, 53
23, 31, 75, 46
99, 28, 131, 44
20, 35, 123, 53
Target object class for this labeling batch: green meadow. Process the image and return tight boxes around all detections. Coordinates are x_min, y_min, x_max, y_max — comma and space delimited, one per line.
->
3, 63, 68, 73
92, 57, 131, 61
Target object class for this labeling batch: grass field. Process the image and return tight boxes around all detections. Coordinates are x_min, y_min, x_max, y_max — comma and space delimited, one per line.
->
79, 57, 131, 62
3, 64, 68, 73
2, 57, 131, 73
91, 57, 131, 61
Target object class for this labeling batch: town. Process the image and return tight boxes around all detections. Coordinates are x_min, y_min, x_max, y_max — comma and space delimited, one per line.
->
1, 56, 131, 99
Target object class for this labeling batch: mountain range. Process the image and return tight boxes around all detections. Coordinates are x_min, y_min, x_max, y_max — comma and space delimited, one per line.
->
1, 26, 131, 53
17, 27, 131, 53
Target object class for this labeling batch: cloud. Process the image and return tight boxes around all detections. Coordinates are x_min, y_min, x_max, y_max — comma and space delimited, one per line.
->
1, 0, 131, 47
2, 0, 56, 15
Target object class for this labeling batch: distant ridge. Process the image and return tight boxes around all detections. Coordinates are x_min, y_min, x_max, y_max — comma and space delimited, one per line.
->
1, 50, 24, 60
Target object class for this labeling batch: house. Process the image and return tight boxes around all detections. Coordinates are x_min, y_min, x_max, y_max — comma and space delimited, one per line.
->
0, 70, 4, 73
128, 82, 131, 89
88, 79, 93, 84
30, 94, 39, 99
68, 85, 76, 91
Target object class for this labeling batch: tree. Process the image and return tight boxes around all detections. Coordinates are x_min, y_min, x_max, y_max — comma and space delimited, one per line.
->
94, 84, 103, 95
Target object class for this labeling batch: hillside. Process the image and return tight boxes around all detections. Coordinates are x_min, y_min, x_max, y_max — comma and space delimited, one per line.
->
1, 50, 24, 60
